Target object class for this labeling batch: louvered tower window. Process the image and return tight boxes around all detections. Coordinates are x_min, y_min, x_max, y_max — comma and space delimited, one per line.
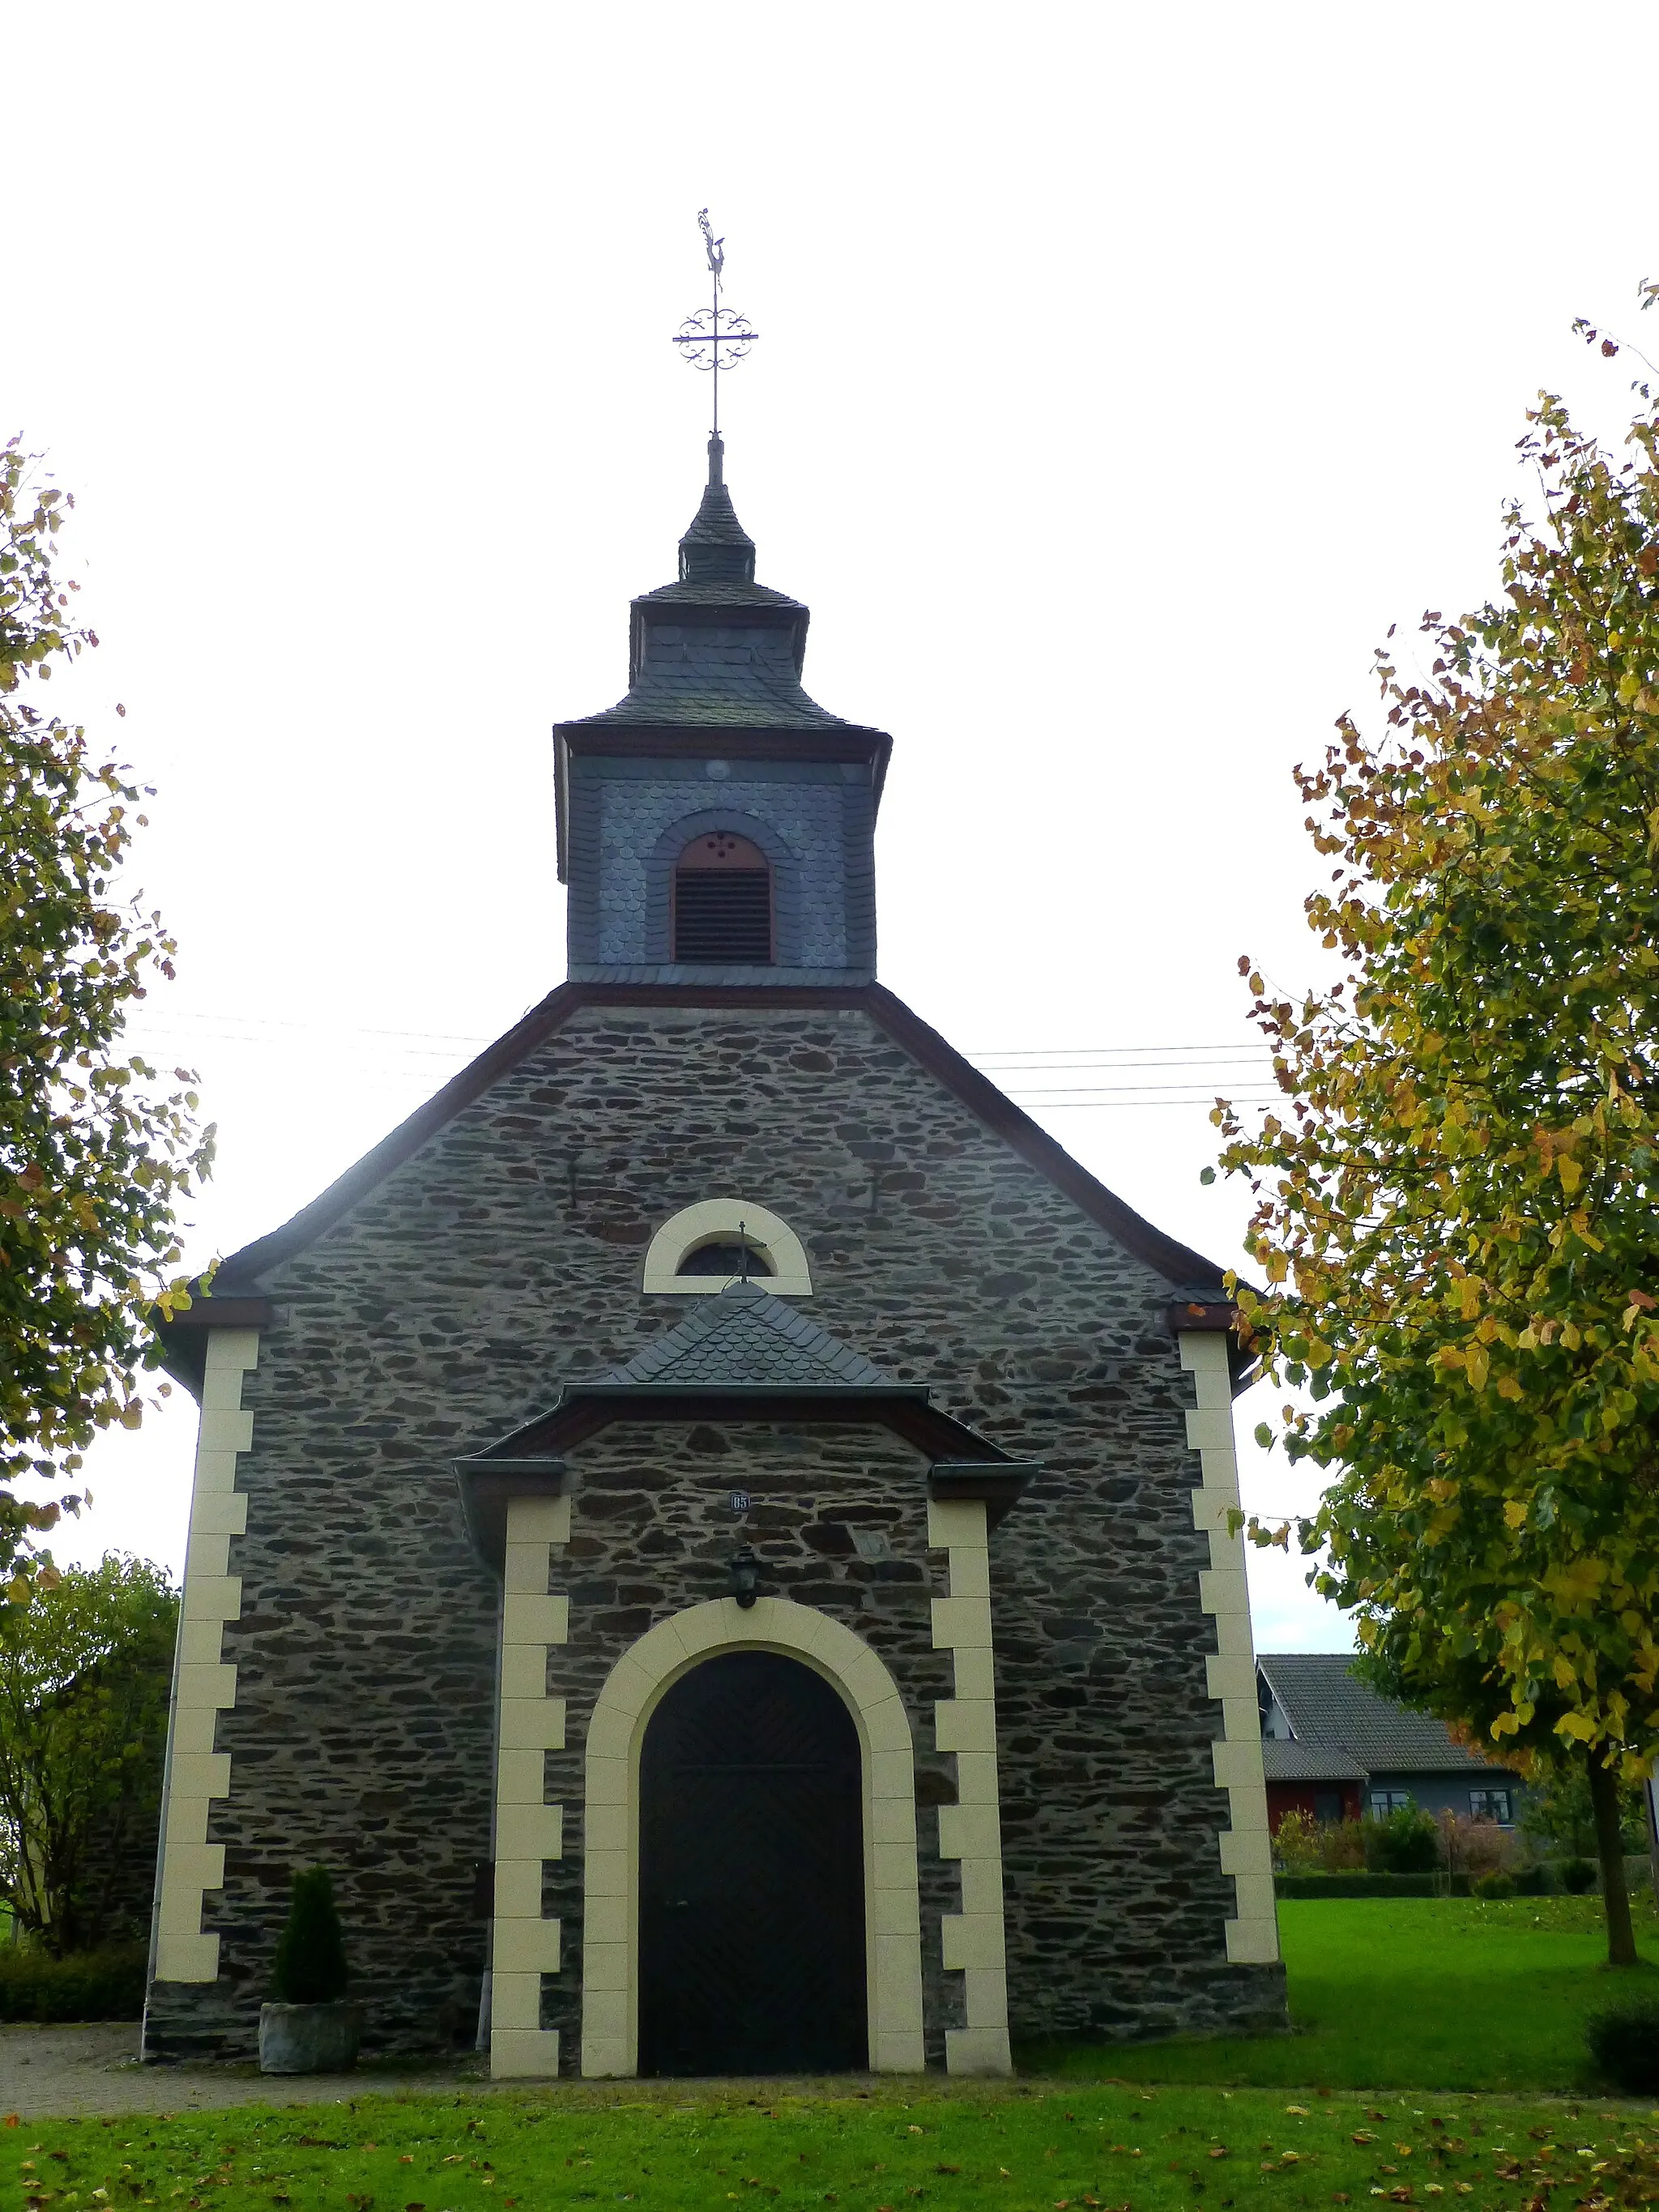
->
672, 831, 774, 964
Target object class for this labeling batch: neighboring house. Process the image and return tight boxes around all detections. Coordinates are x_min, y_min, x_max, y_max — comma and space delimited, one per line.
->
1257, 1654, 1527, 1831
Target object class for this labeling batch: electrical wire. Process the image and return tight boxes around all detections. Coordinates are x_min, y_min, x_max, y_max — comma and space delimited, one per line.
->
117, 1009, 1281, 1109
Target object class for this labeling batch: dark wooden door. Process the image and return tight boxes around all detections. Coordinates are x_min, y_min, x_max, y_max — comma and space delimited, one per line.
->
638, 1650, 867, 2076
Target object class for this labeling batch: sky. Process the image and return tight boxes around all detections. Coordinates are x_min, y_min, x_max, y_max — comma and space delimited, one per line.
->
7, 0, 1659, 1647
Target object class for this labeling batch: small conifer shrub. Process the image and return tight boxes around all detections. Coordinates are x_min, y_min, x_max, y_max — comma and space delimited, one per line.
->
1561, 1856, 1597, 1894
1587, 1997, 1659, 2095
271, 1867, 348, 2005
1473, 1871, 1516, 1899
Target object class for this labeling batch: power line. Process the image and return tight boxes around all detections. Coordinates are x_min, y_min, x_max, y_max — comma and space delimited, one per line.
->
118, 1010, 1280, 1110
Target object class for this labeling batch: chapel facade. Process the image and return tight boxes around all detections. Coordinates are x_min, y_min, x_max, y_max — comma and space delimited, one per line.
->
143, 439, 1284, 2076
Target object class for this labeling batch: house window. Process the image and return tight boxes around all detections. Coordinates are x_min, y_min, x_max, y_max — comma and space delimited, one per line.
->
672, 831, 773, 964
1371, 1790, 1413, 1818
1469, 1788, 1513, 1825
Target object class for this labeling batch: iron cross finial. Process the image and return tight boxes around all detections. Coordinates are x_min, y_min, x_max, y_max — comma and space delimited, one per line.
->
672, 208, 758, 444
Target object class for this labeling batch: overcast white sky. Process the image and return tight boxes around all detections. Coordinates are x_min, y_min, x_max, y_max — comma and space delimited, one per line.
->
8, 1, 1659, 1646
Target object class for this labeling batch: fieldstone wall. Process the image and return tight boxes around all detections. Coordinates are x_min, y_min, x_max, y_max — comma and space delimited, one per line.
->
143, 999, 1285, 2062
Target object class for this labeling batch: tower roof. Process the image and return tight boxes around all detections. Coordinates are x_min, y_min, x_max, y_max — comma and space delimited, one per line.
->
561, 437, 865, 736
672, 446, 758, 587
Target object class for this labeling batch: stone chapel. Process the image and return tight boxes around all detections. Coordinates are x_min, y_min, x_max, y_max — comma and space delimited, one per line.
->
144, 436, 1284, 2078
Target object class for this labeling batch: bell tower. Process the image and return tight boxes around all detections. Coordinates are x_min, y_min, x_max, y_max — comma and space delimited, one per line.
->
553, 435, 890, 983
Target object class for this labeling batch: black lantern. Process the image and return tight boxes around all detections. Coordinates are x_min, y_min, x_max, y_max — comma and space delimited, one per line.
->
729, 1544, 761, 1609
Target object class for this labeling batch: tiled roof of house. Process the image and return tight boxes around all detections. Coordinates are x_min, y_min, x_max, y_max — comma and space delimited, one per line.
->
602, 1281, 890, 1390
1256, 1653, 1511, 1775
1259, 1739, 1368, 1783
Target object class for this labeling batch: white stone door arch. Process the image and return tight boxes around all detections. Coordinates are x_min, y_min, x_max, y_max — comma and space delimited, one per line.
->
579, 1596, 926, 2077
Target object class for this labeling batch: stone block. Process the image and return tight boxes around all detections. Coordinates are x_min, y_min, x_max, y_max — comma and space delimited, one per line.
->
931, 1596, 992, 1652
949, 1646, 996, 1702
498, 1695, 566, 1750
496, 1802, 564, 1861
940, 1912, 1004, 1971
927, 1498, 986, 1551
934, 1699, 996, 1754
154, 1933, 220, 1983
493, 1859, 544, 1920
1226, 1917, 1281, 1965
945, 2023, 1012, 2076
491, 2027, 561, 2078
937, 1803, 1001, 1861
953, 1750, 1000, 1805
494, 1916, 561, 1975
505, 1593, 570, 1647
963, 1963, 1009, 2026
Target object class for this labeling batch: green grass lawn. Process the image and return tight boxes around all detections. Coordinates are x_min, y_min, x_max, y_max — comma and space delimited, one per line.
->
8, 1895, 1659, 2206
6, 2083, 1659, 2212
1024, 1895, 1659, 2093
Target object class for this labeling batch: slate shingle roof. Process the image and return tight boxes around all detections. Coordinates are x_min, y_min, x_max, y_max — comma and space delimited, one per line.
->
565, 462, 857, 735
1260, 1739, 1369, 1783
575, 620, 848, 731
1257, 1653, 1510, 1775
602, 1281, 891, 1390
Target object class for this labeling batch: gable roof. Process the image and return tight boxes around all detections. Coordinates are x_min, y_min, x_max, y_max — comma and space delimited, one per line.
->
155, 980, 1245, 1389
603, 1281, 890, 1389
1257, 1654, 1514, 1777
453, 1275, 1039, 1554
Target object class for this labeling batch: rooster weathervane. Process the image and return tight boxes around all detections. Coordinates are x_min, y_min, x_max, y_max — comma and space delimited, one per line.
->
672, 209, 759, 438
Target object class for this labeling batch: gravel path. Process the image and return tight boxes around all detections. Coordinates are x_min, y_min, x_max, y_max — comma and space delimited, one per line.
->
0, 2025, 484, 2120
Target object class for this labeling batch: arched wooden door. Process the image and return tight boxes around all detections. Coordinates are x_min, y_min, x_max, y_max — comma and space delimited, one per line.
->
637, 1649, 867, 2076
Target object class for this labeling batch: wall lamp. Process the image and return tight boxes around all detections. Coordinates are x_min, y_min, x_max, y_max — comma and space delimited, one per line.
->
729, 1544, 761, 1609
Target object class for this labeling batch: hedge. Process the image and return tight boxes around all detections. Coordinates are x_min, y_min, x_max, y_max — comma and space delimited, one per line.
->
1275, 1873, 1444, 1898
0, 1944, 147, 2022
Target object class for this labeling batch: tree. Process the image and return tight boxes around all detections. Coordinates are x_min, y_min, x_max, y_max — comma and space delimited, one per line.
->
0, 439, 213, 1589
1213, 292, 1659, 1964
0, 1554, 177, 1952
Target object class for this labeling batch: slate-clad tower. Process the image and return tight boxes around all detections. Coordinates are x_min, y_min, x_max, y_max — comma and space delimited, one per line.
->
145, 446, 1285, 2077
558, 436, 883, 982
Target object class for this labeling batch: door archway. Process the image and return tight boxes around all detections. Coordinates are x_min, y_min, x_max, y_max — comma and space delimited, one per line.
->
638, 1649, 867, 2076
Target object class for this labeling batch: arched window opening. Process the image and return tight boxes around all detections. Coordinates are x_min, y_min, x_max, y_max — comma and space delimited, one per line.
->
672, 831, 773, 965
642, 1200, 813, 1296
678, 1236, 775, 1280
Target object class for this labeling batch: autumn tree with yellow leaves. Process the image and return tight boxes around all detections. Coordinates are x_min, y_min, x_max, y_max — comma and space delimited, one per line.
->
0, 441, 211, 1592
1214, 296, 1659, 1964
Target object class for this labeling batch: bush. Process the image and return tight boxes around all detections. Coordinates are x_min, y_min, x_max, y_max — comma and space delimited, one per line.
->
1439, 1813, 1514, 1881
1587, 1997, 1659, 2095
0, 1944, 146, 2022
1473, 1871, 1517, 1899
1273, 1809, 1324, 1873
1513, 1864, 1558, 1895
1320, 1817, 1367, 1872
271, 1866, 348, 2004
1365, 1805, 1441, 1873
1561, 1856, 1598, 1894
